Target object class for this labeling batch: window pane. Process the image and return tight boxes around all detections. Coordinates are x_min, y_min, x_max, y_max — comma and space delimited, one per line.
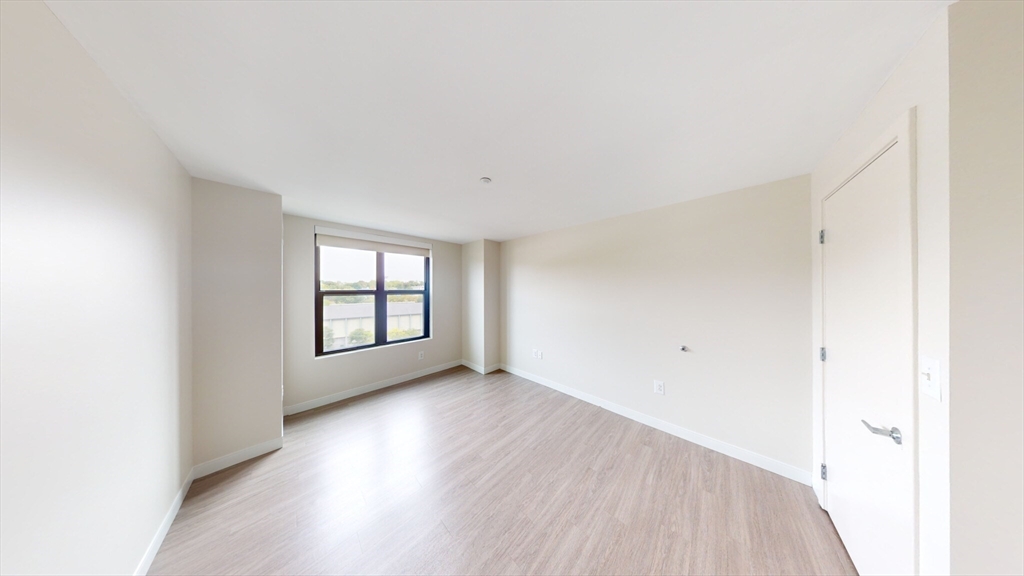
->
387, 294, 424, 341
320, 246, 376, 290
384, 253, 425, 290
323, 295, 375, 351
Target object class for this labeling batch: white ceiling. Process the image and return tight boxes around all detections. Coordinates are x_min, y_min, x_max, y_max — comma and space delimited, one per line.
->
47, 1, 949, 243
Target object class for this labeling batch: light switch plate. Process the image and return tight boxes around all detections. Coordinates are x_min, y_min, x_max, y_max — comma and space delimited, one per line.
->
920, 355, 942, 401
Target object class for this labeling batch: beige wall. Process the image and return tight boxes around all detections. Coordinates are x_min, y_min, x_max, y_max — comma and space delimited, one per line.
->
0, 2, 193, 573
948, 2, 1024, 573
191, 179, 283, 466
500, 176, 812, 473
283, 215, 462, 412
809, 10, 951, 573
462, 239, 501, 372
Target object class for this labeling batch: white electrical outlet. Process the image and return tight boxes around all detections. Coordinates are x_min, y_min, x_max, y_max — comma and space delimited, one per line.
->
532, 349, 543, 359
418, 351, 425, 360
654, 380, 665, 395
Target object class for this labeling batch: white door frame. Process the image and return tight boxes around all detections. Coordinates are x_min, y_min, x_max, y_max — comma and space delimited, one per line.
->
813, 109, 919, 564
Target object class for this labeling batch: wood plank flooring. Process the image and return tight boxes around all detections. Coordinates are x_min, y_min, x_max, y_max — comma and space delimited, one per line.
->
150, 367, 855, 575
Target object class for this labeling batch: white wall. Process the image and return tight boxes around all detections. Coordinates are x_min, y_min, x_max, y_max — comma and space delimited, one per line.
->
283, 215, 462, 413
462, 240, 486, 369
0, 2, 193, 573
500, 176, 812, 476
809, 10, 951, 573
191, 179, 283, 467
462, 239, 501, 373
484, 240, 501, 370
948, 2, 1024, 573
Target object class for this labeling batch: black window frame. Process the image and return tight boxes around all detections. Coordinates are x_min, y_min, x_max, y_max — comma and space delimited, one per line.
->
315, 246, 431, 356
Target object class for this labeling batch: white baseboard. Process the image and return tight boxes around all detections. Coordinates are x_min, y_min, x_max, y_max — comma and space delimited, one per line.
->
134, 468, 195, 576
500, 364, 811, 486
138, 361, 471, 574
135, 435, 286, 574
283, 360, 463, 416
193, 436, 284, 479
461, 360, 501, 374
462, 360, 484, 373
134, 362, 806, 575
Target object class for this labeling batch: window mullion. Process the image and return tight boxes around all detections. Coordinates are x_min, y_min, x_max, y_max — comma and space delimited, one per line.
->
423, 256, 430, 338
375, 251, 386, 345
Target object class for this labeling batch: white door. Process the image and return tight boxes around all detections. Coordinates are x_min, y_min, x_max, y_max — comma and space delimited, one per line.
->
823, 118, 916, 575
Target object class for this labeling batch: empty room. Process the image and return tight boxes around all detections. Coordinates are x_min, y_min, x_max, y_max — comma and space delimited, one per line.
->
1, 1, 1022, 574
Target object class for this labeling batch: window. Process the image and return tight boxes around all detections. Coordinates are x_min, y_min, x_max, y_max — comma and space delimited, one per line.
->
315, 232, 430, 356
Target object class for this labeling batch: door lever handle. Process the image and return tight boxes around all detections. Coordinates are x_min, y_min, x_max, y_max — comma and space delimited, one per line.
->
861, 419, 902, 445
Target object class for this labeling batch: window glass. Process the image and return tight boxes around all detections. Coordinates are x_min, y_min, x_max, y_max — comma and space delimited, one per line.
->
384, 253, 425, 290
387, 294, 424, 341
316, 243, 429, 356
320, 246, 376, 290
323, 295, 375, 351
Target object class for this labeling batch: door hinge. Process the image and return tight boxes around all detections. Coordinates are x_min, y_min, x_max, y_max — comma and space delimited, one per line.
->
820, 347, 827, 361
821, 463, 828, 480
819, 229, 825, 244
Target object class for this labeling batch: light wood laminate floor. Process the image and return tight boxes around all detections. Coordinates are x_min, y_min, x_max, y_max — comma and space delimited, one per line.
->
151, 367, 855, 575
